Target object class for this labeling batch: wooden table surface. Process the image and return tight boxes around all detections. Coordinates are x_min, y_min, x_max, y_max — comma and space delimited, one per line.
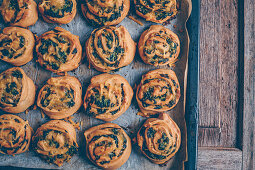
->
197, 0, 254, 169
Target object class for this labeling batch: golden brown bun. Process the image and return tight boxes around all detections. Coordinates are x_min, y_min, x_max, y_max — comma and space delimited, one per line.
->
86, 26, 136, 72
32, 120, 78, 167
38, 0, 77, 24
138, 25, 180, 66
84, 73, 133, 121
37, 76, 82, 120
136, 113, 181, 164
134, 0, 177, 23
0, 67, 36, 113
36, 27, 82, 73
136, 69, 180, 117
81, 0, 129, 26
84, 123, 132, 169
0, 27, 35, 66
0, 0, 38, 27
0, 114, 33, 155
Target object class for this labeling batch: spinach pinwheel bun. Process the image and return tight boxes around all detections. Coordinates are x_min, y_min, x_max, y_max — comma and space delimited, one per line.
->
138, 25, 180, 66
0, 0, 38, 27
36, 27, 82, 73
81, 0, 129, 26
134, 0, 177, 23
136, 69, 180, 117
84, 123, 131, 169
135, 113, 181, 164
86, 26, 136, 72
84, 73, 133, 121
37, 76, 82, 120
0, 67, 36, 113
38, 0, 77, 24
0, 27, 35, 66
0, 114, 33, 155
32, 120, 78, 167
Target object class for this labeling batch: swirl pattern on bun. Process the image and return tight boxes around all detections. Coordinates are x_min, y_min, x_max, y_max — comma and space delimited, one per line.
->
32, 120, 78, 166
0, 114, 33, 155
36, 27, 82, 73
84, 73, 133, 121
37, 76, 82, 120
0, 67, 35, 113
136, 113, 181, 164
0, 27, 35, 66
38, 0, 77, 24
0, 0, 38, 27
86, 26, 136, 72
81, 0, 130, 26
84, 123, 132, 169
138, 25, 180, 66
136, 69, 180, 117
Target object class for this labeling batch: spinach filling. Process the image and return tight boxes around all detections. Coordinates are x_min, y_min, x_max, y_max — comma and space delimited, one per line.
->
140, 78, 175, 108
34, 130, 78, 164
91, 28, 124, 68
0, 36, 25, 59
85, 1, 124, 26
0, 126, 28, 154
40, 86, 75, 109
43, 0, 73, 18
38, 35, 72, 70
90, 128, 127, 164
86, 85, 124, 116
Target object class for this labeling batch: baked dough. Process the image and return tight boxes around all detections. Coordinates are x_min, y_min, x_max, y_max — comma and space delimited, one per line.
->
81, 0, 129, 26
84, 73, 133, 121
37, 76, 82, 120
36, 27, 82, 73
32, 120, 78, 167
0, 114, 32, 155
84, 123, 131, 169
0, 27, 35, 66
86, 26, 136, 72
0, 0, 38, 27
0, 67, 35, 113
138, 25, 180, 66
136, 113, 181, 164
136, 69, 180, 117
38, 0, 77, 24
134, 0, 177, 23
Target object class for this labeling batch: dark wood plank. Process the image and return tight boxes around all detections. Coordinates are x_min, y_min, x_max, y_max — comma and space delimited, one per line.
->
243, 0, 255, 169
199, 0, 239, 147
197, 148, 242, 170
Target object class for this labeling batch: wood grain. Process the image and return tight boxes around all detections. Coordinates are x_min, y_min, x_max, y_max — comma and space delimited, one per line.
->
197, 148, 242, 170
199, 0, 239, 147
242, 0, 255, 169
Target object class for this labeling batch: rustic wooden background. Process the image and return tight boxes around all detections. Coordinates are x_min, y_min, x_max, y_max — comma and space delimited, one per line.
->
197, 0, 254, 169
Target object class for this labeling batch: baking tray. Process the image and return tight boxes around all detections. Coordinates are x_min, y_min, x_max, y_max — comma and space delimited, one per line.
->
0, 0, 199, 169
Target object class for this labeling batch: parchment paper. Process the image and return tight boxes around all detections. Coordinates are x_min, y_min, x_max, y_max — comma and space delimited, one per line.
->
0, 0, 192, 169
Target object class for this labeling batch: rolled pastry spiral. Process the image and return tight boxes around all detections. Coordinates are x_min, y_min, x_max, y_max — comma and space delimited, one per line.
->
84, 123, 132, 169
38, 0, 77, 24
32, 120, 78, 167
86, 26, 136, 72
37, 76, 82, 120
136, 69, 180, 117
84, 73, 133, 121
36, 27, 82, 73
138, 25, 180, 66
134, 0, 177, 23
0, 27, 35, 66
136, 113, 181, 164
0, 0, 38, 27
81, 0, 130, 26
0, 67, 36, 113
0, 114, 32, 155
